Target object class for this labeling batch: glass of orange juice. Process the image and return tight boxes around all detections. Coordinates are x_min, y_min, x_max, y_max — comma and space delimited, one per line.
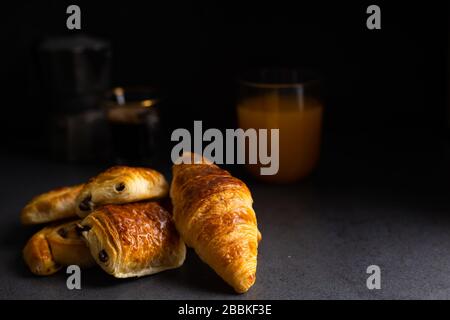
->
237, 68, 323, 183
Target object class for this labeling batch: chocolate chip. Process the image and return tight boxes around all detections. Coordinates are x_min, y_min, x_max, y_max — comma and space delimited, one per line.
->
57, 228, 67, 238
75, 224, 91, 236
98, 250, 108, 263
79, 195, 92, 211
115, 182, 125, 192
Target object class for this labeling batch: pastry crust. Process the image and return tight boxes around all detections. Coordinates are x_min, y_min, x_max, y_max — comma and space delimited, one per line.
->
21, 184, 83, 225
46, 220, 95, 268
23, 220, 94, 276
170, 152, 261, 293
79, 202, 186, 278
23, 226, 60, 276
76, 166, 169, 218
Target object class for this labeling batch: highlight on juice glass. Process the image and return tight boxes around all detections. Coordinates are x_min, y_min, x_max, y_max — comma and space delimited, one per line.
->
237, 68, 323, 183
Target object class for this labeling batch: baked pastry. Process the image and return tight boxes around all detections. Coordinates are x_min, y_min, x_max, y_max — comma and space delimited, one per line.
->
46, 220, 96, 267
23, 220, 95, 276
76, 166, 169, 218
23, 226, 60, 275
170, 152, 261, 293
79, 202, 186, 278
21, 184, 83, 225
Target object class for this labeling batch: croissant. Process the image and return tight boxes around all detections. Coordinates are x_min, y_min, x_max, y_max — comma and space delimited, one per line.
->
21, 184, 83, 225
76, 166, 169, 218
170, 152, 261, 293
23, 220, 95, 275
79, 202, 186, 278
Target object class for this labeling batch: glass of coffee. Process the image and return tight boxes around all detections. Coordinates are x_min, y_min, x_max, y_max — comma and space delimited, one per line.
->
104, 86, 162, 165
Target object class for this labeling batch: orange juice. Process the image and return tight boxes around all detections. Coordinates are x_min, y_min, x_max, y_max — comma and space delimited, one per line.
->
238, 94, 323, 183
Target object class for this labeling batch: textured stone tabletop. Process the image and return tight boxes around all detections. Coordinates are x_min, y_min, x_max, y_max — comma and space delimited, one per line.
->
1, 135, 450, 299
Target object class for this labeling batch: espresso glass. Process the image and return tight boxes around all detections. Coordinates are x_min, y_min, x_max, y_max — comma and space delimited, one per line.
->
104, 87, 162, 165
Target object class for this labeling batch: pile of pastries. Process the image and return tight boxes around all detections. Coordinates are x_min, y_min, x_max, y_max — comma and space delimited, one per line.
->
21, 153, 261, 293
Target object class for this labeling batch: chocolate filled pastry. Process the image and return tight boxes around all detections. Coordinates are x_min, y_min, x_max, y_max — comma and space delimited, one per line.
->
170, 152, 261, 293
76, 166, 169, 218
79, 202, 186, 278
23, 220, 95, 276
46, 221, 96, 267
21, 184, 83, 225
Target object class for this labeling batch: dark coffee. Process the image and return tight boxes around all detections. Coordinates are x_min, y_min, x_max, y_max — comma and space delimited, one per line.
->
106, 97, 160, 164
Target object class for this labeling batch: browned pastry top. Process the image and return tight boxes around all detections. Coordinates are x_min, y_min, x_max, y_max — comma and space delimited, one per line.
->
85, 166, 161, 184
81, 201, 184, 277
99, 202, 180, 253
76, 166, 169, 217
21, 184, 84, 225
172, 163, 253, 225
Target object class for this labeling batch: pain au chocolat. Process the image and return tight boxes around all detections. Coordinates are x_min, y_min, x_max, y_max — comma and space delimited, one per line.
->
76, 166, 169, 218
23, 219, 95, 275
79, 202, 186, 278
21, 184, 83, 225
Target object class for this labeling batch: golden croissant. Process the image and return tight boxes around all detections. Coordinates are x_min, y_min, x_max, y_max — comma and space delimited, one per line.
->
23, 220, 95, 275
170, 152, 261, 293
76, 166, 169, 218
79, 202, 186, 278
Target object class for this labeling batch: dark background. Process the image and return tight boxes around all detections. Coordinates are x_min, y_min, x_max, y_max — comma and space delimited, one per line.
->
1, 1, 450, 300
0, 1, 448, 157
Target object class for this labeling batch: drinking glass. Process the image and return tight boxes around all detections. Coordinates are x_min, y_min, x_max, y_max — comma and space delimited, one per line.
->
104, 86, 162, 165
237, 68, 323, 183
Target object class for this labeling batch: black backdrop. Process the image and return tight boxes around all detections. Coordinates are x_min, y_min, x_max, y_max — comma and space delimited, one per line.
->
0, 1, 448, 156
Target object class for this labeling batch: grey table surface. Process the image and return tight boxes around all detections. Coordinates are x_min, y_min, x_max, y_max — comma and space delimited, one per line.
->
1, 135, 450, 300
